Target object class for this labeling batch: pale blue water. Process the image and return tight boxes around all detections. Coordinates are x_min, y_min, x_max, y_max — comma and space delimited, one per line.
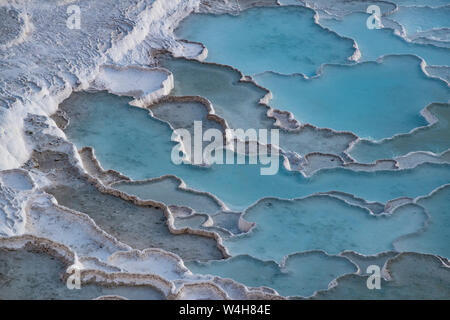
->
162, 58, 356, 157
176, 6, 450, 142
349, 103, 450, 163
395, 185, 450, 258
112, 177, 223, 214
391, 0, 450, 7
60, 92, 450, 212
389, 6, 450, 37
320, 12, 450, 66
254, 55, 449, 139
162, 58, 273, 131
313, 253, 450, 300
186, 252, 357, 297
340, 251, 399, 275
223, 197, 427, 261
175, 6, 355, 76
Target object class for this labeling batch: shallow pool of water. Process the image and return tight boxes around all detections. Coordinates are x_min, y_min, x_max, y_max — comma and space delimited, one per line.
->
255, 55, 449, 140
349, 103, 450, 163
186, 252, 357, 297
224, 197, 427, 261
175, 6, 356, 76
320, 12, 450, 66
